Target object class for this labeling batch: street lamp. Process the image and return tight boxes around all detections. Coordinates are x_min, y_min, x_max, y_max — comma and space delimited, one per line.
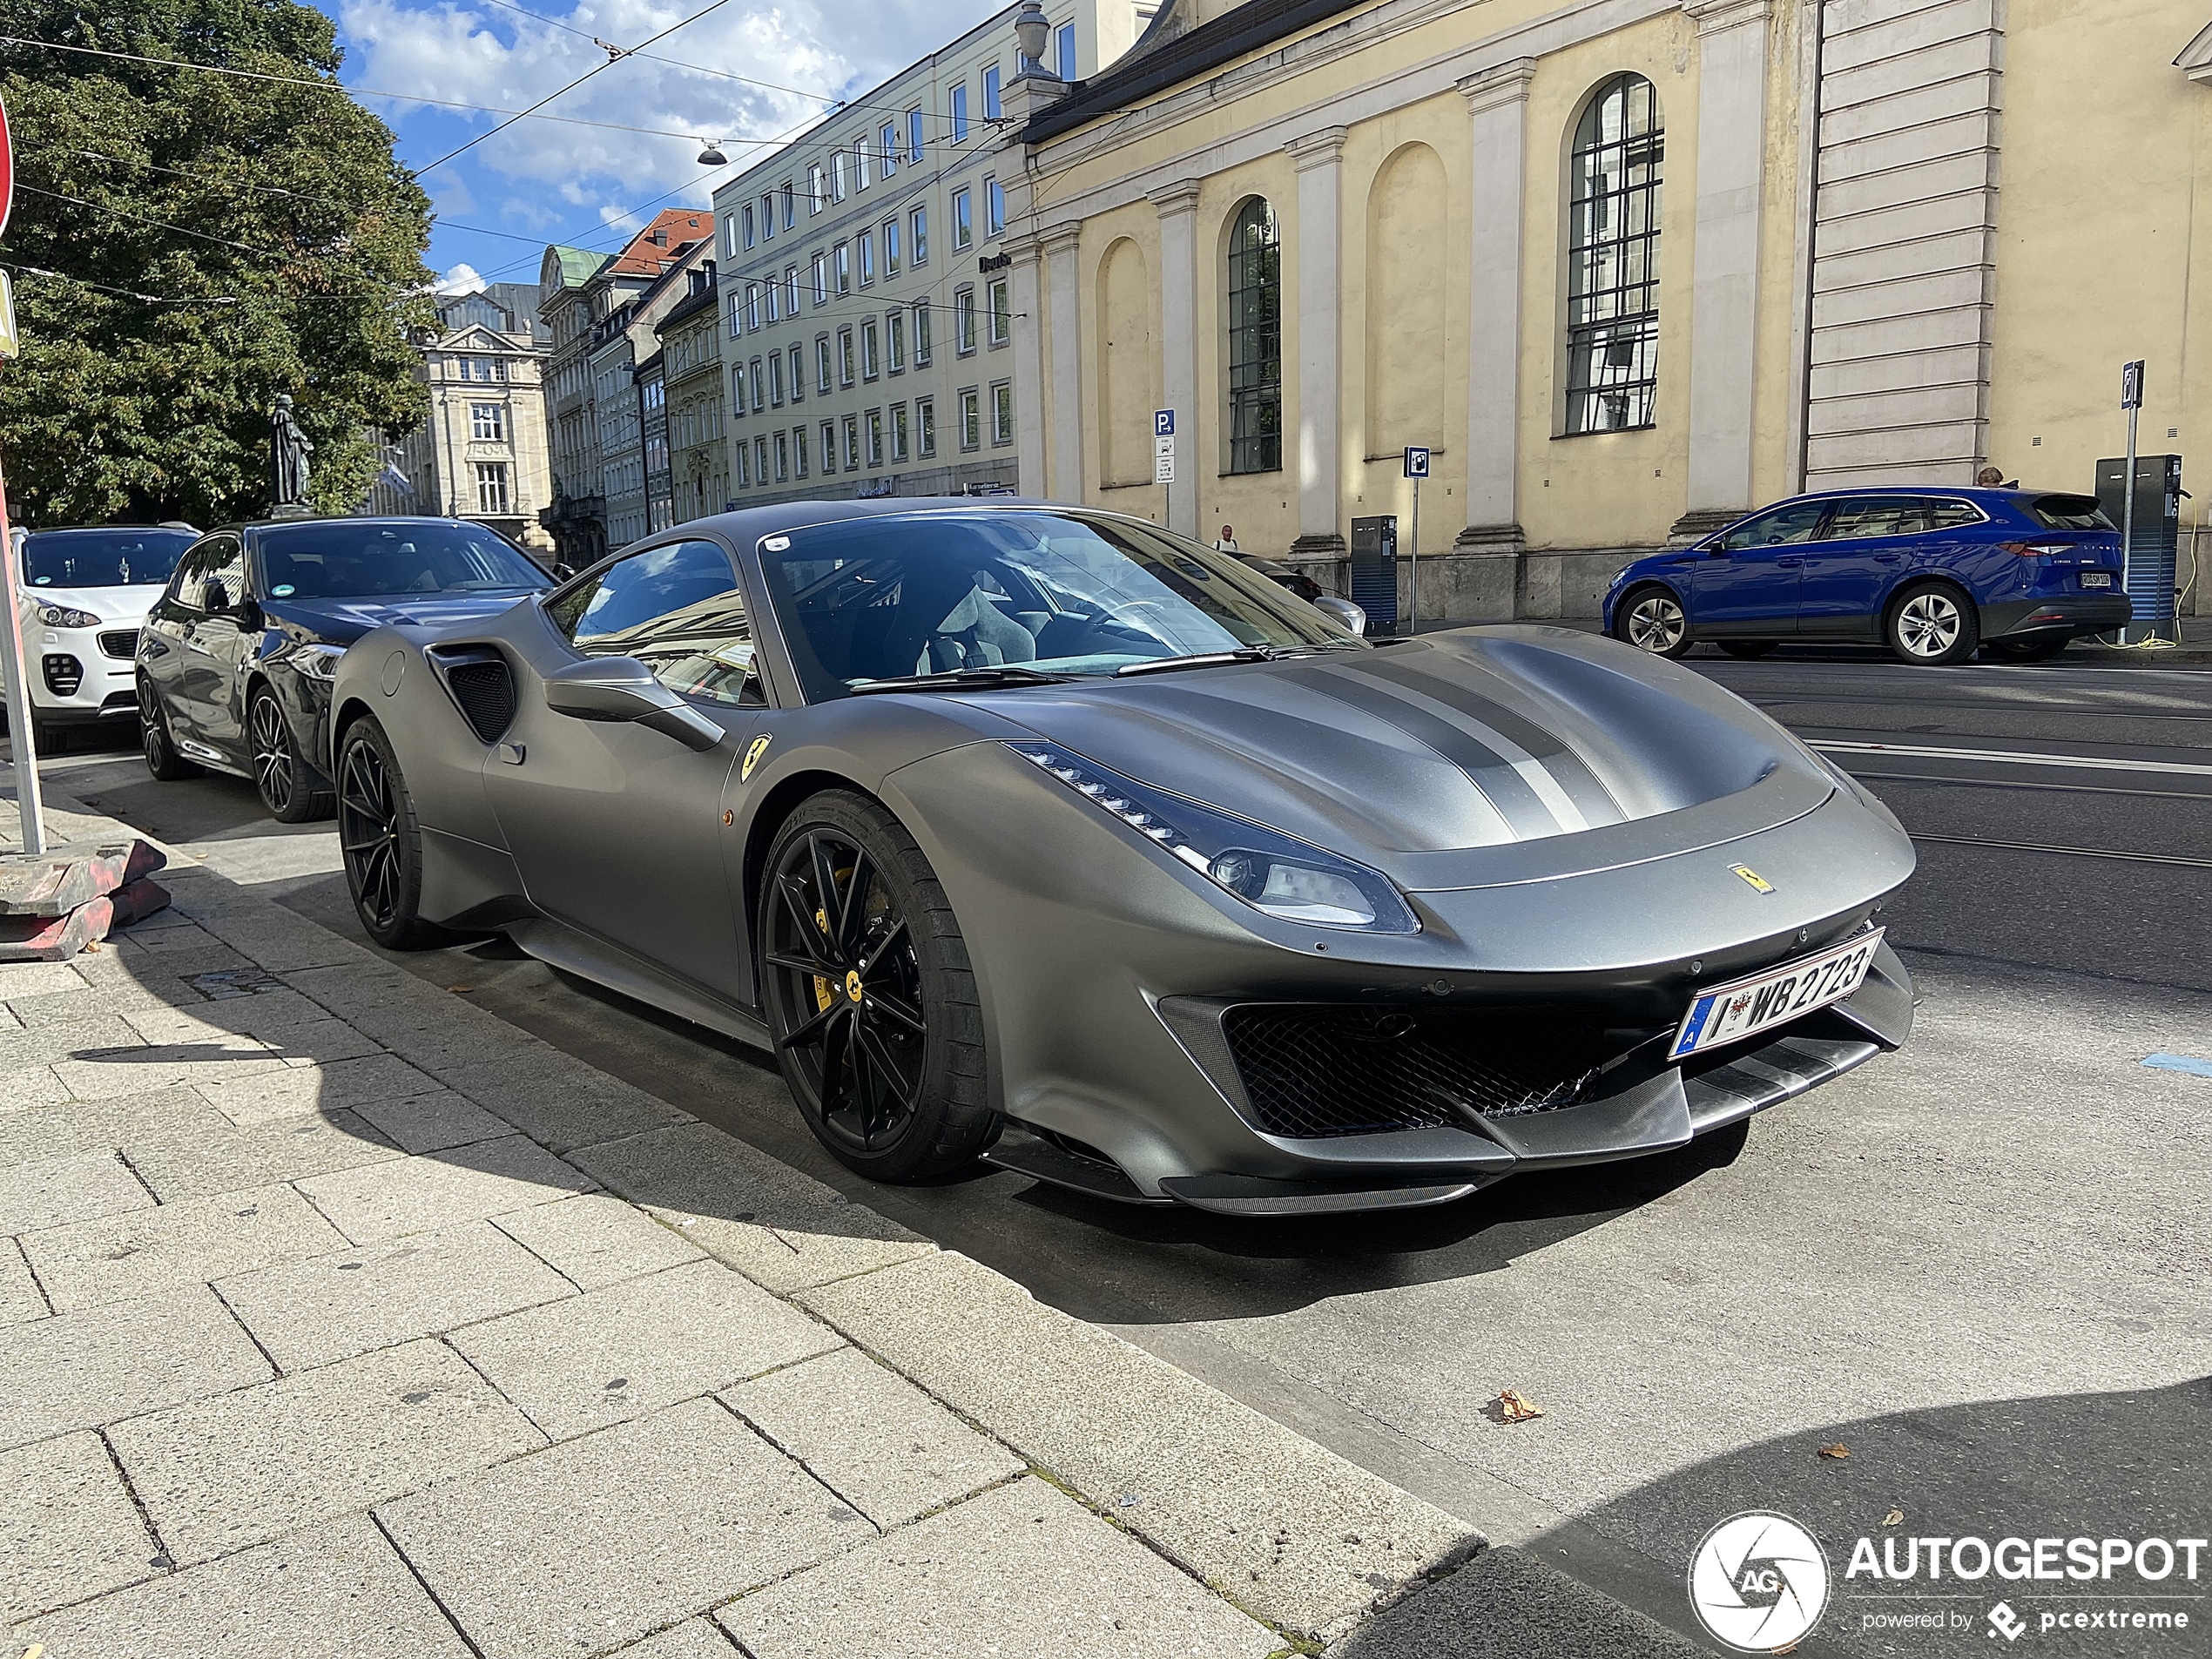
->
696, 139, 728, 166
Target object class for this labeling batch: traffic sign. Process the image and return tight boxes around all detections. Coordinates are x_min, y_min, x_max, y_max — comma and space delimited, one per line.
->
1153, 434, 1175, 484
2121, 360, 2145, 410
1155, 408, 1175, 436
1404, 446, 1430, 479
0, 93, 12, 239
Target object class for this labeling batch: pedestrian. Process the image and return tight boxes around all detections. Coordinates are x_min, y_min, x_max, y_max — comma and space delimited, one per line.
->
1214, 523, 1240, 553
1976, 466, 2019, 489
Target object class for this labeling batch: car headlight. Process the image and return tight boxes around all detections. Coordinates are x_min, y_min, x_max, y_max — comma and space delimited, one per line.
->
36, 604, 103, 629
285, 642, 347, 683
1007, 740, 1420, 934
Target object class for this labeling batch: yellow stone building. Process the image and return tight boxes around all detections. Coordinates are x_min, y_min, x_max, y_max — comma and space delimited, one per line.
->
1002, 0, 2210, 619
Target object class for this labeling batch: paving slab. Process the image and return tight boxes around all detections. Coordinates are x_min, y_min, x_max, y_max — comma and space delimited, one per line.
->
0, 1085, 232, 1163
450, 1258, 841, 1440
0, 1430, 159, 1622
0, 959, 92, 1001
122, 989, 332, 1042
22, 1182, 350, 1312
12, 1514, 475, 1659
0, 1062, 68, 1111
718, 1474, 1279, 1659
490, 1190, 705, 1289
194, 1051, 442, 1125
108, 1336, 545, 1563
1326, 1546, 1701, 1658
0, 1012, 148, 1067
347, 1088, 516, 1155
217, 1218, 577, 1372
610, 1620, 740, 1657
569, 1123, 934, 1295
119, 1109, 402, 1202
435, 1057, 697, 1154
800, 1251, 1478, 1639
7, 976, 197, 1029
0, 1237, 44, 1324
255, 1016, 389, 1068
379, 1016, 564, 1078
295, 1134, 597, 1244
378, 1395, 873, 1659
0, 1148, 153, 1235
723, 1345, 1025, 1528
50, 1036, 287, 1101
0, 1285, 271, 1450
188, 907, 374, 974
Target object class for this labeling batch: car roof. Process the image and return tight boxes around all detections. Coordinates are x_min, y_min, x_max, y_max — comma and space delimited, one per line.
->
1782, 484, 2080, 504
681, 496, 1123, 545
25, 523, 199, 535
233, 516, 496, 538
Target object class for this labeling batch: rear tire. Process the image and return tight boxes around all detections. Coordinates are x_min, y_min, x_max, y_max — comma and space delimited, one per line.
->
251, 687, 334, 823
335, 715, 449, 951
1884, 583, 1979, 666
1717, 640, 1777, 660
759, 789, 997, 1184
1982, 637, 2067, 664
138, 678, 199, 781
1614, 586, 1693, 658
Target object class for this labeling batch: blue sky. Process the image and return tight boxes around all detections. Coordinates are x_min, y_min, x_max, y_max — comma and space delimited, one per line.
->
334, 0, 1001, 295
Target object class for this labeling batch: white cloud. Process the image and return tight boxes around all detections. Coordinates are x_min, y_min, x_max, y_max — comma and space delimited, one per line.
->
436, 261, 489, 293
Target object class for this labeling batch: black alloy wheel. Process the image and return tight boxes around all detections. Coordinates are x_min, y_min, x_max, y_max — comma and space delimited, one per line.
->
250, 687, 334, 823
760, 790, 995, 1182
138, 678, 199, 780
336, 717, 445, 950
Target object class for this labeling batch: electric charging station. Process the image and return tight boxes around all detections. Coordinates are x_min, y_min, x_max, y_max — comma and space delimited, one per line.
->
1350, 516, 1399, 635
2095, 453, 2182, 644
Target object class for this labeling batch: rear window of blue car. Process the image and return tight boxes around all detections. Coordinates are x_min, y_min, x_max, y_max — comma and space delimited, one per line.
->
2029, 495, 2113, 531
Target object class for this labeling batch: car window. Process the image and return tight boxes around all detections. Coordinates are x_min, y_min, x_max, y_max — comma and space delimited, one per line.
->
1925, 498, 1984, 530
1824, 496, 1937, 538
168, 536, 245, 613
255, 522, 546, 599
1715, 502, 1830, 551
2029, 495, 2114, 531
22, 529, 196, 589
547, 539, 762, 707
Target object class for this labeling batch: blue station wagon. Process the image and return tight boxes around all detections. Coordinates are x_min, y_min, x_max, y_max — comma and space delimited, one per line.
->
1603, 487, 2130, 665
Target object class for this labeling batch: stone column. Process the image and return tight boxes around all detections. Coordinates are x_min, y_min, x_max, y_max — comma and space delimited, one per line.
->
1285, 127, 1348, 557
1677, 0, 1771, 536
1008, 232, 1049, 496
1453, 59, 1535, 617
1042, 221, 1084, 502
1152, 179, 1203, 539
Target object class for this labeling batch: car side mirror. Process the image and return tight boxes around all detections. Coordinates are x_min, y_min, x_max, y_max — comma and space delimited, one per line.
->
543, 656, 723, 752
1314, 595, 1367, 637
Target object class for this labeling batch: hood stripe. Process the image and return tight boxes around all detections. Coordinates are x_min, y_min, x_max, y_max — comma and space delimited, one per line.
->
1365, 662, 1628, 826
1300, 668, 1565, 840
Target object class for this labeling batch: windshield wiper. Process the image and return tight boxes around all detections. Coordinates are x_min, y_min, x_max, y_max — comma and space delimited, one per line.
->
848, 666, 1076, 695
1114, 642, 1360, 678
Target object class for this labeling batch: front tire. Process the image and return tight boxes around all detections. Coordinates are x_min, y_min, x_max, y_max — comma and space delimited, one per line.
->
138, 678, 199, 781
759, 789, 996, 1184
1885, 583, 1979, 665
251, 686, 334, 823
1614, 586, 1693, 658
336, 716, 448, 951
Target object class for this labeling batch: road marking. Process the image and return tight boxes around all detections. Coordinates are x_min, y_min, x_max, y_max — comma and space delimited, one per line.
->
1812, 739, 2212, 778
2142, 1053, 2212, 1079
1909, 834, 2212, 871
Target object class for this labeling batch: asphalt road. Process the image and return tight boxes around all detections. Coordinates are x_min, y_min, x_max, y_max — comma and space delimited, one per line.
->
25, 644, 2212, 1658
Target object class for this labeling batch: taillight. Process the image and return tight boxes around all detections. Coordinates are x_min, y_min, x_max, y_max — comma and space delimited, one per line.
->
1999, 542, 2074, 558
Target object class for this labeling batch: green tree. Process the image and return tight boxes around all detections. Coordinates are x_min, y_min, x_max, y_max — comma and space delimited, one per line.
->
0, 0, 435, 525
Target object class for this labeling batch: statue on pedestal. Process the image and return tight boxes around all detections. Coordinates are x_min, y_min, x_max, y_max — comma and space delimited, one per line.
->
270, 395, 314, 515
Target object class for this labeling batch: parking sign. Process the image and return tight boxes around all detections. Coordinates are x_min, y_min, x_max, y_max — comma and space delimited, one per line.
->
1155, 409, 1175, 436
1404, 446, 1430, 479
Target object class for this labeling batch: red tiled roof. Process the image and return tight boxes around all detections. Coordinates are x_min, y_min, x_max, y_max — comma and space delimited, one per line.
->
607, 210, 715, 275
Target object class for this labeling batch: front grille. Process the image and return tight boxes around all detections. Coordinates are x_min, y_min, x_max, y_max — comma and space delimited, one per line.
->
98, 630, 138, 660
41, 654, 83, 698
443, 658, 516, 743
1221, 1004, 1612, 1139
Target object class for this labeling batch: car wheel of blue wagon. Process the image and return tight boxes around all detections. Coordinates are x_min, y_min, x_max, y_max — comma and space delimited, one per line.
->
1885, 583, 1979, 667
1615, 587, 1694, 658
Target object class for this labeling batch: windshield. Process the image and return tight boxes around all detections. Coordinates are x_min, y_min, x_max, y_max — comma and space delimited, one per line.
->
255, 523, 548, 600
22, 529, 196, 589
758, 509, 1359, 701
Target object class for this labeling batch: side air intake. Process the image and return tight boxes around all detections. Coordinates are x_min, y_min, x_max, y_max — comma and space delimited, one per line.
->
428, 645, 517, 744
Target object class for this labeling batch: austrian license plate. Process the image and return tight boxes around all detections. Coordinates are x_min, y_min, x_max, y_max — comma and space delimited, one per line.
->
2081, 571, 2114, 589
1669, 929, 1885, 1061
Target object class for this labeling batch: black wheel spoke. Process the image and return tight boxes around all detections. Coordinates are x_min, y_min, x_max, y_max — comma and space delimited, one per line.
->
856, 918, 908, 978
775, 997, 846, 1052
835, 849, 877, 956
775, 873, 841, 968
867, 988, 926, 1035
854, 1019, 919, 1109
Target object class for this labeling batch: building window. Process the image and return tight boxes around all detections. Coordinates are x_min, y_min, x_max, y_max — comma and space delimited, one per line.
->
880, 122, 898, 174
820, 421, 837, 475
809, 165, 826, 212
982, 63, 1001, 120
891, 401, 909, 462
812, 253, 827, 307
950, 84, 968, 145
725, 213, 743, 260
954, 287, 976, 354
788, 344, 806, 402
918, 396, 937, 456
855, 137, 872, 190
888, 310, 906, 373
859, 230, 875, 287
986, 177, 1005, 238
959, 389, 981, 451
834, 243, 851, 295
756, 435, 768, 486
1564, 73, 1663, 435
742, 205, 756, 248
992, 381, 1014, 447
914, 303, 933, 366
474, 462, 510, 515
861, 317, 880, 380
832, 150, 848, 201
952, 188, 973, 250
745, 285, 760, 330
786, 266, 800, 314
774, 430, 790, 482
884, 218, 901, 275
1225, 197, 1283, 475
750, 357, 766, 413
1056, 20, 1076, 79
761, 193, 775, 241
907, 107, 925, 165
987, 278, 1009, 347
469, 401, 505, 441
843, 415, 861, 471
738, 442, 751, 488
866, 408, 884, 467
910, 205, 928, 266
763, 281, 778, 325
770, 352, 786, 406
795, 425, 811, 478
838, 327, 856, 388
782, 182, 796, 228
816, 335, 833, 395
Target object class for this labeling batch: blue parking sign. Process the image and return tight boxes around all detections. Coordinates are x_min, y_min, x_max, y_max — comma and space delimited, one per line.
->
1404, 446, 1430, 479
1156, 409, 1176, 436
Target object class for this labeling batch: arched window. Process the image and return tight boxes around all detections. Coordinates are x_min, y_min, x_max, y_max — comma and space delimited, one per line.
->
1564, 74, 1663, 434
1225, 199, 1283, 474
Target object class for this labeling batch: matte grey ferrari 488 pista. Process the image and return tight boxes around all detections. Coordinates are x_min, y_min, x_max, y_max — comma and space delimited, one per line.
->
328, 500, 1915, 1217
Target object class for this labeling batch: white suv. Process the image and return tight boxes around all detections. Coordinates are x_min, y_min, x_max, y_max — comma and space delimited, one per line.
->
12, 524, 199, 750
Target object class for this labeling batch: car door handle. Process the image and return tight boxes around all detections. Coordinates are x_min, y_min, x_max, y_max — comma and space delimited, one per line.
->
1775, 557, 1802, 568
1873, 553, 1902, 563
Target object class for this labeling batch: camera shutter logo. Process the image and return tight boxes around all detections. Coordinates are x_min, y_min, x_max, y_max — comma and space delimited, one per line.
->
1689, 1511, 1831, 1652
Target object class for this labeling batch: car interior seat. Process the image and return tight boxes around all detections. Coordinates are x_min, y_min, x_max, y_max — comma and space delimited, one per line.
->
914, 583, 1038, 673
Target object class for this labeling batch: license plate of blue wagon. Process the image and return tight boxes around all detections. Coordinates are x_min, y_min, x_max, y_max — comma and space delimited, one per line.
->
1669, 929, 1885, 1061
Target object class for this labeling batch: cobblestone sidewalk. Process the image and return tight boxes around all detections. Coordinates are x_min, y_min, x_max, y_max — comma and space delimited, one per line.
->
0, 795, 1484, 1659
